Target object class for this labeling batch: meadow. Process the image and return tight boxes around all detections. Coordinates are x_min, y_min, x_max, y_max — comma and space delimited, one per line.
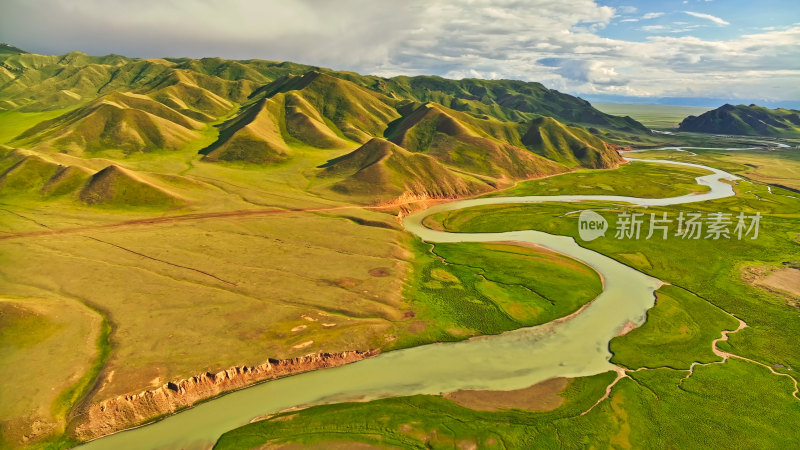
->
492, 159, 712, 198
213, 151, 800, 448
0, 105, 598, 445
392, 239, 602, 348
2, 47, 798, 448
214, 358, 800, 449
628, 147, 800, 191
593, 103, 712, 129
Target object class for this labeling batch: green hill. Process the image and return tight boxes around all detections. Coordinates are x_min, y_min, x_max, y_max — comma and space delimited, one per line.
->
79, 165, 182, 207
200, 95, 293, 164
201, 72, 400, 163
678, 104, 800, 138
387, 102, 568, 179
0, 149, 180, 207
0, 149, 94, 198
0, 43, 25, 55
12, 91, 203, 154
319, 138, 491, 201
0, 153, 64, 193
521, 116, 622, 168
0, 48, 648, 203
0, 49, 650, 140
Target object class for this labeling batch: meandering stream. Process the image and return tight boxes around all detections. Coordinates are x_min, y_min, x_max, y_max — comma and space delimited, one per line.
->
81, 156, 740, 450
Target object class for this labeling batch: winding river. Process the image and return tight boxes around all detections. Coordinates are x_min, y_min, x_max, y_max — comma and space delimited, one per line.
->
81, 156, 740, 450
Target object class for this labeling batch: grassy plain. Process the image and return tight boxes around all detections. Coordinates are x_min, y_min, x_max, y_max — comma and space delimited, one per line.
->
428, 179, 800, 371
214, 372, 616, 449
0, 296, 103, 446
609, 285, 739, 369
215, 357, 800, 448
628, 147, 800, 191
214, 152, 800, 449
593, 103, 712, 129
0, 109, 602, 446
393, 240, 602, 348
493, 159, 712, 198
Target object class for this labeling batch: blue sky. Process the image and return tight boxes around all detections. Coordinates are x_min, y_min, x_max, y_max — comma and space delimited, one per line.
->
1, 0, 799, 106
599, 0, 795, 41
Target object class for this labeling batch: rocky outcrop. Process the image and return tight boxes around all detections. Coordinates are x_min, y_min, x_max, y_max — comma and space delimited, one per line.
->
74, 350, 378, 440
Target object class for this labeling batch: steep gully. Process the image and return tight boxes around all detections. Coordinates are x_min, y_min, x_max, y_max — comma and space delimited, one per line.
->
79, 150, 797, 449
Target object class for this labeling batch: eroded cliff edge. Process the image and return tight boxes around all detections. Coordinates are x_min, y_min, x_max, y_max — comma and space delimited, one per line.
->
73, 350, 378, 441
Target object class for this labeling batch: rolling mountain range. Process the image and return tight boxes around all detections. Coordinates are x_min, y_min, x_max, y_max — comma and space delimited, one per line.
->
679, 104, 800, 138
0, 46, 645, 206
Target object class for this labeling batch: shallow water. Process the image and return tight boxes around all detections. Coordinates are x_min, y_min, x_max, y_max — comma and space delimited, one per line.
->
80, 157, 739, 450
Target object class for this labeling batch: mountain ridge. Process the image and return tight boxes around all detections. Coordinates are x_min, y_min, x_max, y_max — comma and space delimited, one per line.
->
678, 103, 800, 138
0, 48, 643, 204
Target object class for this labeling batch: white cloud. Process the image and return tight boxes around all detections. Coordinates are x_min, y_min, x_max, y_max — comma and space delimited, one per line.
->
642, 12, 665, 20
0, 0, 797, 101
684, 11, 730, 26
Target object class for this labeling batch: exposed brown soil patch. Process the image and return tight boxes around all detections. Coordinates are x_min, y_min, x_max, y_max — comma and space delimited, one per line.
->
759, 268, 800, 298
368, 267, 391, 277
742, 265, 800, 307
443, 377, 568, 412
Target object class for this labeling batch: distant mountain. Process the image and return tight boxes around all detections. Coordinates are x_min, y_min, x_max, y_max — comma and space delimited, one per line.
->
679, 104, 800, 138
0, 50, 649, 138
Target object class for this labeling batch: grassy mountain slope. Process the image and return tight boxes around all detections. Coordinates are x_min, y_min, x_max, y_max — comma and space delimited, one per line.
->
365, 76, 651, 134
0, 47, 642, 204
264, 71, 400, 142
12, 91, 204, 154
0, 43, 26, 55
201, 95, 293, 164
0, 49, 650, 139
388, 102, 591, 178
202, 72, 400, 163
319, 138, 490, 201
80, 165, 182, 207
521, 116, 622, 168
0, 147, 180, 207
679, 104, 800, 138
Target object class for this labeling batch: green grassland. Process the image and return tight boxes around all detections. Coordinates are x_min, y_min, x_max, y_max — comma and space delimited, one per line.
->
2, 47, 796, 448
593, 103, 713, 130
215, 358, 800, 449
0, 297, 103, 447
609, 285, 739, 369
493, 159, 712, 198
392, 240, 602, 348
214, 372, 617, 449
429, 180, 800, 370
627, 147, 800, 191
214, 153, 800, 449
